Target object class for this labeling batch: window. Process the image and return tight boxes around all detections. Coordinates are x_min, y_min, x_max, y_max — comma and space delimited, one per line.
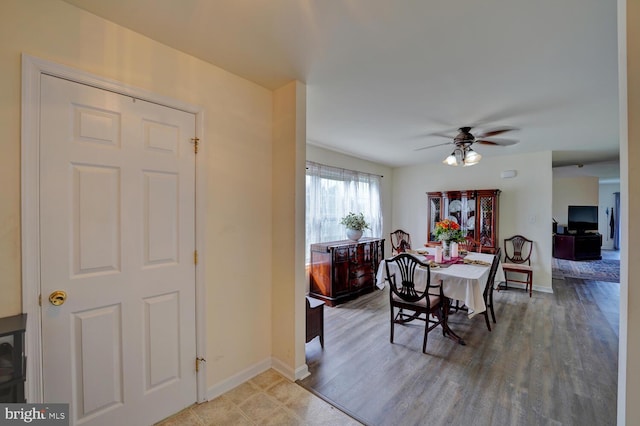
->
306, 161, 383, 263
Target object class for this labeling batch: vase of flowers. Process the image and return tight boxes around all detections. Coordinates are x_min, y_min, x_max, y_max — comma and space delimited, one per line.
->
433, 218, 464, 258
441, 240, 451, 259
340, 212, 370, 241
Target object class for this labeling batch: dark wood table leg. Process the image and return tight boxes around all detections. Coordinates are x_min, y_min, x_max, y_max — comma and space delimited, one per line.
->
439, 298, 466, 345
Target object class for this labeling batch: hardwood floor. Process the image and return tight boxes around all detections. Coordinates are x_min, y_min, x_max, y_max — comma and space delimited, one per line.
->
301, 260, 619, 426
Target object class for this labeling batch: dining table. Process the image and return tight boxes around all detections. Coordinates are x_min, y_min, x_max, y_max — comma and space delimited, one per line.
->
375, 248, 506, 345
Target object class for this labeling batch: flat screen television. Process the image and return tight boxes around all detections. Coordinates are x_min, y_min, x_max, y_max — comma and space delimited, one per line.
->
568, 205, 599, 234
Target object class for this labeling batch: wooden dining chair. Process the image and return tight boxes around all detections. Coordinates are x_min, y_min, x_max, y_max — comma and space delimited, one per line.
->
390, 229, 412, 254
482, 247, 502, 331
449, 248, 501, 331
447, 236, 483, 312
385, 253, 446, 353
502, 235, 534, 297
458, 236, 482, 253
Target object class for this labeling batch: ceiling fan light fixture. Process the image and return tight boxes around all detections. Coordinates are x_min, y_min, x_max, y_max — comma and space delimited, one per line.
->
443, 151, 459, 166
463, 148, 482, 166
443, 147, 475, 167
420, 124, 519, 163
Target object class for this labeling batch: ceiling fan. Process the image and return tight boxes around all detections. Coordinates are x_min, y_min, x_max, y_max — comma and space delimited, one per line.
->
415, 126, 519, 166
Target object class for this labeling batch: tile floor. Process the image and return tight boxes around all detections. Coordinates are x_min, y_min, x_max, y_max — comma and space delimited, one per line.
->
155, 369, 361, 426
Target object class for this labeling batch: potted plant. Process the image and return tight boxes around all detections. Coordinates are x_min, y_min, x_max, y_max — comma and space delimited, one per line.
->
340, 212, 370, 241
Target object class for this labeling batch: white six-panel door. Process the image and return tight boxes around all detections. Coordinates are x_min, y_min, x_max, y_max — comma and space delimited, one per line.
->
39, 74, 197, 426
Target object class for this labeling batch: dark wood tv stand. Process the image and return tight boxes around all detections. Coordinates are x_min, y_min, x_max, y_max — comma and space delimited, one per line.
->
553, 233, 602, 260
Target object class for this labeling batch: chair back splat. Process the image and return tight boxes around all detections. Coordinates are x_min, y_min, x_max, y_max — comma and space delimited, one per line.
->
390, 229, 412, 254
505, 235, 532, 264
385, 253, 446, 353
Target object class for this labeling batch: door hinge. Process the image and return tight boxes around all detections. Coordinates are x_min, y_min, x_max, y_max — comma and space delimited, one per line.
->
195, 357, 206, 372
194, 250, 198, 265
38, 294, 42, 306
191, 137, 199, 154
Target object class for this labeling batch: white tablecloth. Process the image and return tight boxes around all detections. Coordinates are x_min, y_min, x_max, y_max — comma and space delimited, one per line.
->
375, 249, 505, 318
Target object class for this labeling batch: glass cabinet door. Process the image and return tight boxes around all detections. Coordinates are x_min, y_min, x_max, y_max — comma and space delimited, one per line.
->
477, 190, 500, 250
444, 192, 463, 228
427, 194, 442, 242
460, 191, 476, 238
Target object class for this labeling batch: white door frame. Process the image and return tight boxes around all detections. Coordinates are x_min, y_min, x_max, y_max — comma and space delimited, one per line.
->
21, 54, 208, 404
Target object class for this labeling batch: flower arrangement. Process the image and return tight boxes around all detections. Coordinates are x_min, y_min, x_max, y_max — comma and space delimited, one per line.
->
433, 219, 465, 243
340, 212, 370, 231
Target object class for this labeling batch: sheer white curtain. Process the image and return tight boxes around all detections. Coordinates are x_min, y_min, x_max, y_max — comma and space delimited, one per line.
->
306, 161, 383, 263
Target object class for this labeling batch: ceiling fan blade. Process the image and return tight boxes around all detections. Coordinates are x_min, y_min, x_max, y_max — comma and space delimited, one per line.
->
476, 126, 519, 138
414, 142, 452, 151
425, 131, 455, 139
475, 138, 519, 146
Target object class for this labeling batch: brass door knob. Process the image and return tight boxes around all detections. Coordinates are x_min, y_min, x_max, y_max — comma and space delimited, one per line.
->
49, 291, 67, 306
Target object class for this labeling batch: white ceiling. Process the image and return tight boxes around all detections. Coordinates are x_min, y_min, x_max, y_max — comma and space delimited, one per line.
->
62, 0, 620, 174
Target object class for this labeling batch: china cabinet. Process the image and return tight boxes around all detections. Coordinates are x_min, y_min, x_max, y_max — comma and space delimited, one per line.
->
426, 189, 500, 253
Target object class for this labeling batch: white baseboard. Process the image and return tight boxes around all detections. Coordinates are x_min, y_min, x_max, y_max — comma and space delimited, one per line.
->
534, 284, 554, 294
499, 281, 554, 294
205, 359, 271, 401
270, 356, 310, 381
295, 363, 310, 381
205, 357, 310, 401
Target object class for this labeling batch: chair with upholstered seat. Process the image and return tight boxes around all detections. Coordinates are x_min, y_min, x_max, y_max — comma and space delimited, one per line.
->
502, 235, 534, 297
385, 253, 446, 353
390, 229, 412, 254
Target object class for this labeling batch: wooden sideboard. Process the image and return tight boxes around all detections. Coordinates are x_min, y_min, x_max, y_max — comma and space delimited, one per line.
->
309, 238, 384, 306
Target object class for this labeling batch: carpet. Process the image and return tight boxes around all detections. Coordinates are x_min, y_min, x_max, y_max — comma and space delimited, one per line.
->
552, 258, 620, 282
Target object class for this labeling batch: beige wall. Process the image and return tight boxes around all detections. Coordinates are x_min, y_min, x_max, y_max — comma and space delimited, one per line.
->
621, 0, 638, 423
552, 176, 599, 226
272, 81, 307, 377
392, 151, 554, 291
1, 0, 278, 390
